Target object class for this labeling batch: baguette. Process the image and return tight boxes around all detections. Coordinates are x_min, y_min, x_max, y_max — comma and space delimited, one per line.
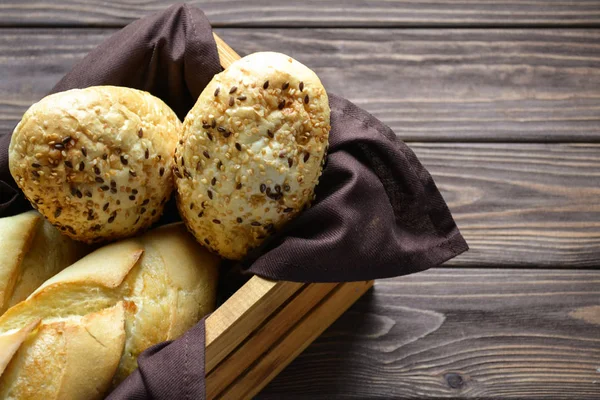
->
0, 222, 220, 399
0, 211, 89, 314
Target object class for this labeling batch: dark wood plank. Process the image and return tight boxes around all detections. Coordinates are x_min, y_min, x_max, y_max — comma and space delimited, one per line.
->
258, 268, 600, 399
2, 28, 600, 141
1, 1, 600, 27
414, 142, 600, 268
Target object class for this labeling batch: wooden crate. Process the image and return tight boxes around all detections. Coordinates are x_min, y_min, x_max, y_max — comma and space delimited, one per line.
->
203, 34, 374, 400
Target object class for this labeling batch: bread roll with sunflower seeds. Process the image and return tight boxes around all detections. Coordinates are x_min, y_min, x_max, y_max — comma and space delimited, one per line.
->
175, 52, 330, 260
8, 86, 181, 244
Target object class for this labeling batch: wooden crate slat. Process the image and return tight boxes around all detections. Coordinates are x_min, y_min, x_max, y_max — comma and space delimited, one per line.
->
205, 277, 304, 372
217, 280, 374, 400
206, 282, 339, 398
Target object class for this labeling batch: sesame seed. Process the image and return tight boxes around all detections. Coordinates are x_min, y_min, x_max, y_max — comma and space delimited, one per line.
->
260, 184, 266, 193
159, 167, 165, 176
53, 143, 64, 150
267, 130, 274, 139
263, 81, 269, 89
134, 216, 140, 224
278, 99, 285, 110
100, 185, 109, 191
203, 151, 210, 159
207, 132, 213, 141
283, 184, 291, 192
207, 190, 213, 199
140, 207, 147, 214
64, 160, 73, 168
304, 94, 309, 104
203, 123, 211, 129
214, 87, 220, 96
304, 152, 310, 162
217, 126, 226, 133
190, 202, 194, 210
235, 143, 242, 151
197, 211, 204, 217
229, 86, 237, 94
229, 96, 235, 106
236, 217, 243, 223
288, 158, 293, 168
237, 95, 247, 101
32, 163, 41, 168
299, 82, 304, 92
117, 200, 121, 205
110, 180, 116, 187
129, 170, 137, 177
284, 207, 294, 213
70, 187, 77, 196
275, 184, 281, 193
217, 161, 223, 169
212, 219, 221, 224
79, 161, 85, 171
211, 177, 216, 186
129, 195, 136, 201
138, 128, 143, 138
85, 190, 92, 198
120, 155, 128, 165
95, 177, 104, 183
251, 221, 261, 226
102, 154, 108, 160
204, 238, 210, 244
94, 166, 101, 175
31, 171, 40, 178
81, 147, 87, 157
179, 139, 184, 145
181, 158, 185, 167
103, 203, 109, 211
132, 189, 138, 194
223, 131, 231, 138
108, 215, 115, 223
54, 208, 62, 218
145, 149, 149, 159
175, 169, 183, 178
212, 119, 216, 129
61, 136, 71, 144
236, 182, 242, 190
282, 82, 289, 90
110, 187, 117, 194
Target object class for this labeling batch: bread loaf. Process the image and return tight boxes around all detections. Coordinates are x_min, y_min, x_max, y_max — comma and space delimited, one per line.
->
0, 222, 220, 399
0, 211, 89, 314
8, 86, 182, 244
175, 52, 330, 259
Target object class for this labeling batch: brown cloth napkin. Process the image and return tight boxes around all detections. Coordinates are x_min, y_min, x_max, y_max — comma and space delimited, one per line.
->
0, 4, 467, 399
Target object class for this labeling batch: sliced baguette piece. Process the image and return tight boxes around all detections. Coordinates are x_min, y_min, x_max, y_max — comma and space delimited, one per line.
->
0, 222, 220, 399
0, 211, 90, 314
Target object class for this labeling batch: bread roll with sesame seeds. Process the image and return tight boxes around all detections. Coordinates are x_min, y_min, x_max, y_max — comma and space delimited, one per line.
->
175, 52, 330, 260
8, 86, 181, 244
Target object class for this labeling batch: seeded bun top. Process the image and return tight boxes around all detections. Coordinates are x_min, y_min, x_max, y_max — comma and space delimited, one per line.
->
9, 86, 181, 243
175, 52, 330, 260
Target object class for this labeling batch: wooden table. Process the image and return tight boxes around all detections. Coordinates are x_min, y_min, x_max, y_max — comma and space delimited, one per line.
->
1, 1, 599, 398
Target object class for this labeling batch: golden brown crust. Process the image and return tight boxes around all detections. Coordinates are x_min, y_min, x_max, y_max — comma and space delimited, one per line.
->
175, 52, 330, 259
0, 211, 89, 314
0, 223, 220, 398
8, 86, 181, 244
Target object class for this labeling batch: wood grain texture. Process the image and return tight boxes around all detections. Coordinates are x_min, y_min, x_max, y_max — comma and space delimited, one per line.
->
258, 268, 600, 399
1, 1, 600, 28
414, 142, 600, 268
1, 28, 600, 141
